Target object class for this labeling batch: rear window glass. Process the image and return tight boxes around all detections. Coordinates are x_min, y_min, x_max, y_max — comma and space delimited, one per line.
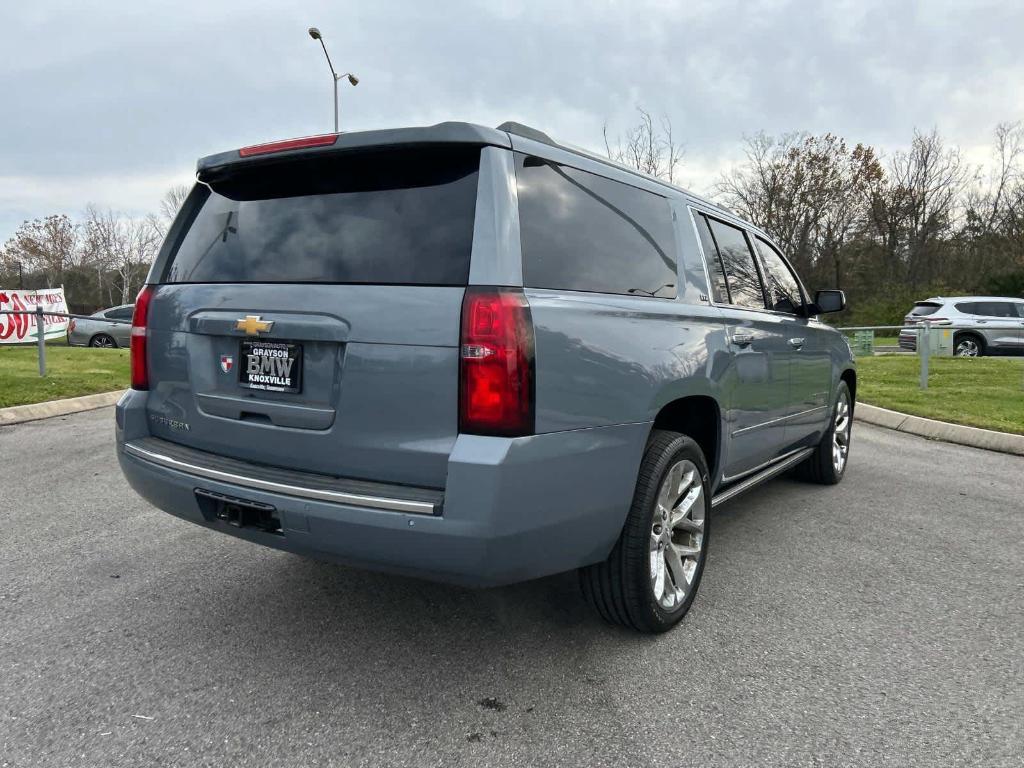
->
164, 147, 480, 285
515, 153, 677, 298
911, 303, 942, 316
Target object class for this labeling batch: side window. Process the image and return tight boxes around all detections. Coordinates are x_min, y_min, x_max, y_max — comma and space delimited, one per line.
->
106, 307, 133, 320
693, 213, 729, 303
754, 237, 803, 314
1015, 304, 1024, 319
955, 302, 977, 315
515, 154, 677, 298
975, 301, 1013, 318
706, 218, 766, 310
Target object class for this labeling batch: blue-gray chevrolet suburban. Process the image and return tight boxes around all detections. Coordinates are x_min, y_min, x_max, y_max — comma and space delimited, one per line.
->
116, 122, 855, 633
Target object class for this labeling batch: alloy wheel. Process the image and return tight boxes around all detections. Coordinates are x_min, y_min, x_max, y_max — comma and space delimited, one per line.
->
91, 335, 114, 348
955, 339, 979, 357
832, 391, 852, 474
649, 459, 705, 610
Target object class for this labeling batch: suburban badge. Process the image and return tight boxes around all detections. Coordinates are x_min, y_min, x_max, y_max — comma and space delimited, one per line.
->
220, 354, 234, 373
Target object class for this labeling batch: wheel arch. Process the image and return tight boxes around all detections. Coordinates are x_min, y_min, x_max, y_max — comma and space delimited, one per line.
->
840, 367, 857, 409
650, 395, 722, 489
953, 329, 985, 354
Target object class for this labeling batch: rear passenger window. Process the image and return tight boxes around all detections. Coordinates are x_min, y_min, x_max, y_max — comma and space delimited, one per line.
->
976, 302, 1018, 318
515, 154, 677, 298
706, 218, 766, 310
754, 237, 803, 314
694, 214, 729, 303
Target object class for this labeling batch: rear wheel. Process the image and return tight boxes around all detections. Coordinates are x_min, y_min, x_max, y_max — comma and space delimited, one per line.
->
795, 380, 852, 485
954, 333, 984, 357
89, 334, 117, 348
580, 430, 710, 634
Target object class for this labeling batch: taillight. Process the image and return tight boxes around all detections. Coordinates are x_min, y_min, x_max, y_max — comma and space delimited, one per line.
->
459, 287, 535, 437
68, 319, 76, 333
130, 285, 155, 390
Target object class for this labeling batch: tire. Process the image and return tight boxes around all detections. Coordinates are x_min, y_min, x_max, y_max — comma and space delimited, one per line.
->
795, 380, 852, 485
954, 332, 985, 358
89, 334, 117, 348
580, 430, 711, 634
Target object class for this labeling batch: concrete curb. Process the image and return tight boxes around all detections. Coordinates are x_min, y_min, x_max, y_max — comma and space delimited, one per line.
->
0, 390, 125, 427
856, 402, 1024, 457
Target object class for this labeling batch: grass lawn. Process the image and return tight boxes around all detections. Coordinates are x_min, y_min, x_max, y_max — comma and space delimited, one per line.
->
0, 345, 128, 408
857, 355, 1024, 435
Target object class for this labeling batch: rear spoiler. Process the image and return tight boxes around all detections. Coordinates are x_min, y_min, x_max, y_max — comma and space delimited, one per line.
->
197, 122, 511, 182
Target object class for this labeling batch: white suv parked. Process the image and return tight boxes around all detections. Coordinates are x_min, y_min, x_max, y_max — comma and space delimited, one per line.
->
899, 296, 1024, 357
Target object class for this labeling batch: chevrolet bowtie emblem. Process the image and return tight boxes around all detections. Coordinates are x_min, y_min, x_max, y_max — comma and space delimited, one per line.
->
235, 315, 274, 336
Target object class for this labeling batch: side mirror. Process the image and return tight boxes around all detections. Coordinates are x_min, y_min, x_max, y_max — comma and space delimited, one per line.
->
810, 289, 846, 315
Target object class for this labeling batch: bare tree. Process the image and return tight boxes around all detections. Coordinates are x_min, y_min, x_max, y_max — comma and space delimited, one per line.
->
84, 206, 160, 304
717, 132, 882, 286
605, 108, 684, 183
147, 183, 192, 242
0, 214, 80, 287
965, 122, 1024, 236
869, 128, 973, 287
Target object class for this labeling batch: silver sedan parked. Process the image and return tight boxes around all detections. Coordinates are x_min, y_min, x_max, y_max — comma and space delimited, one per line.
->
67, 304, 134, 348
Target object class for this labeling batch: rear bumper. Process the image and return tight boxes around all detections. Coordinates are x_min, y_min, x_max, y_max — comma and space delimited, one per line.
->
115, 390, 648, 587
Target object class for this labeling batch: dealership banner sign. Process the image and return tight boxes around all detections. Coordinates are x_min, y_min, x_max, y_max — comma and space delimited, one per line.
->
0, 288, 70, 343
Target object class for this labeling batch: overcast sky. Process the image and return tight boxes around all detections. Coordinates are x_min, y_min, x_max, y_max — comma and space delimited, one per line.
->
2, 0, 1022, 240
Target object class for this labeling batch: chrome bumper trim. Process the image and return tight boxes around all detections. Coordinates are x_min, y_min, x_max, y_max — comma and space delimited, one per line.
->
123, 442, 438, 515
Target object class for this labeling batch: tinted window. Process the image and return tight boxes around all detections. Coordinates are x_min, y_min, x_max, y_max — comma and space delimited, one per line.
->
755, 237, 803, 314
975, 301, 1018, 318
913, 302, 943, 315
694, 213, 729, 303
1015, 304, 1024, 318
106, 306, 133, 320
164, 147, 480, 284
706, 219, 765, 310
516, 154, 677, 298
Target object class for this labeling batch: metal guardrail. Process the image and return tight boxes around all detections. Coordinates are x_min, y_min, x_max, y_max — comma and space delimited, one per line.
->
1, 307, 130, 376
836, 321, 1024, 390
3, 309, 1016, 391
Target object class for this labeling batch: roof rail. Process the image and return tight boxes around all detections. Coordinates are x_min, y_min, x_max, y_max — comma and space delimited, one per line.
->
496, 121, 556, 147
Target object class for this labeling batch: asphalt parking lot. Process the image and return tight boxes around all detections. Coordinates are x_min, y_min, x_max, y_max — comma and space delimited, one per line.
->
2, 408, 1022, 767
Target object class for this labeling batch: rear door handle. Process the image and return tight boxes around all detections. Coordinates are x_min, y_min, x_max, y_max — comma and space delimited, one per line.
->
730, 332, 755, 347
788, 337, 805, 349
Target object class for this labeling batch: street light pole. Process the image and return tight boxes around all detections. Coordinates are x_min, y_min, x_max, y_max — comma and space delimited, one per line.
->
307, 27, 359, 133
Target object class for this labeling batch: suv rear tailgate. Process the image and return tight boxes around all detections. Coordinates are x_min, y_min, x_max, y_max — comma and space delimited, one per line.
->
143, 145, 481, 489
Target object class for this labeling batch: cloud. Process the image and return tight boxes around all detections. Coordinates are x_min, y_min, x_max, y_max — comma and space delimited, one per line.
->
1, 0, 1022, 239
